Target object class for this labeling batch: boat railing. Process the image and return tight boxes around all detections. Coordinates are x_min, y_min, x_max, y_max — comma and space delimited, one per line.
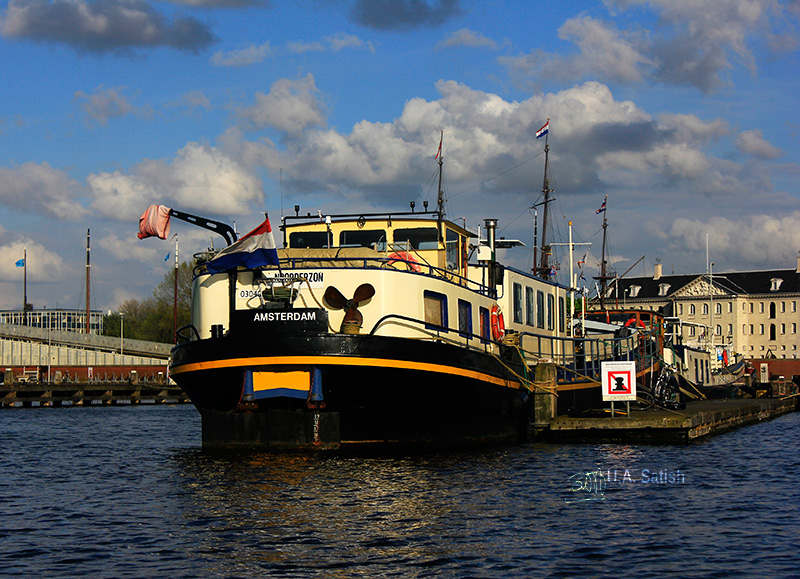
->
273, 255, 492, 295
517, 330, 644, 383
369, 314, 648, 386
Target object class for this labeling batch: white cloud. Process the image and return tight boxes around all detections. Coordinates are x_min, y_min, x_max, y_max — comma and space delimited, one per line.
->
0, 162, 88, 219
438, 28, 499, 49
237, 74, 327, 135
89, 142, 263, 219
736, 129, 783, 159
74, 86, 147, 126
0, 238, 67, 283
210, 42, 271, 67
668, 212, 800, 268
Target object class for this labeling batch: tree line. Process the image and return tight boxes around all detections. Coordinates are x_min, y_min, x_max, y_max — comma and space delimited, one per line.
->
103, 262, 193, 344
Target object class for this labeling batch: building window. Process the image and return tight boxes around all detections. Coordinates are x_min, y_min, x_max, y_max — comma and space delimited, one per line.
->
728, 302, 733, 313
750, 303, 754, 314
715, 325, 722, 336
781, 323, 786, 334
793, 301, 797, 313
678, 304, 683, 315
742, 324, 747, 334
781, 302, 786, 313
769, 302, 776, 319
793, 323, 797, 334
770, 278, 783, 291
525, 287, 535, 327
760, 302, 764, 314
629, 285, 641, 297
727, 324, 733, 335
513, 283, 523, 324
759, 324, 764, 335
715, 303, 722, 315
702, 304, 709, 316
458, 299, 472, 338
658, 284, 671, 296
689, 326, 696, 337
423, 291, 447, 330
749, 324, 754, 334
689, 304, 696, 316
770, 324, 777, 340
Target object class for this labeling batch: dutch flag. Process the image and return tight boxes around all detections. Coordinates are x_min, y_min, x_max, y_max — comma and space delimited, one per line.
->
536, 120, 549, 139
206, 216, 280, 274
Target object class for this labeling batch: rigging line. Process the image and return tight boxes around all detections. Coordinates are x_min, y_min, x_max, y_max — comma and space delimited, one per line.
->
448, 150, 545, 200
498, 207, 534, 234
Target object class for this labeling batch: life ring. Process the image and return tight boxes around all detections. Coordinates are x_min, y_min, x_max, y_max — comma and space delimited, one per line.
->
625, 317, 645, 329
387, 251, 421, 272
491, 304, 505, 342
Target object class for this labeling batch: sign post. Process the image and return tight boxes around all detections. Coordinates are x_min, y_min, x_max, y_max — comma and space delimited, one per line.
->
601, 361, 636, 417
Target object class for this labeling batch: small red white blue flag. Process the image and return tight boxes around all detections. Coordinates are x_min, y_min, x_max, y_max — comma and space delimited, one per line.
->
596, 197, 607, 214
206, 216, 280, 274
536, 120, 549, 139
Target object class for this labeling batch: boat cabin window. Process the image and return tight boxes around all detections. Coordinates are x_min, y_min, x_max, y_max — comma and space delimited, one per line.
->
547, 294, 554, 330
289, 231, 331, 249
479, 307, 490, 343
423, 290, 447, 330
525, 287, 535, 326
559, 297, 565, 333
537, 291, 545, 329
394, 227, 439, 250
339, 229, 386, 250
513, 283, 523, 324
458, 299, 472, 338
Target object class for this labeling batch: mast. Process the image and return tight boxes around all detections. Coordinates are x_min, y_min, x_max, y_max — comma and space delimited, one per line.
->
536, 120, 554, 279
23, 247, 27, 327
173, 234, 179, 343
596, 195, 611, 309
86, 229, 91, 334
435, 130, 445, 239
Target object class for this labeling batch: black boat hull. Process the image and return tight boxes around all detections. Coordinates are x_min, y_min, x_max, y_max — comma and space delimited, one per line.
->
170, 332, 534, 448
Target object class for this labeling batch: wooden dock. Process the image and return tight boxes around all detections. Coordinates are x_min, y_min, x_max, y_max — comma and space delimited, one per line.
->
0, 381, 189, 408
546, 397, 799, 443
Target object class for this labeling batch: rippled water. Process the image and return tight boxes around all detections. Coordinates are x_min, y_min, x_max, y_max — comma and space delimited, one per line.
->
1, 405, 798, 578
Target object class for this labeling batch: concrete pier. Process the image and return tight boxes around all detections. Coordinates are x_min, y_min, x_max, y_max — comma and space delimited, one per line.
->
546, 397, 799, 443
0, 382, 189, 407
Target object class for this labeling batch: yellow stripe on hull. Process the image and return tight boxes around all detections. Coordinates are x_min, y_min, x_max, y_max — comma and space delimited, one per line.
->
172, 355, 519, 390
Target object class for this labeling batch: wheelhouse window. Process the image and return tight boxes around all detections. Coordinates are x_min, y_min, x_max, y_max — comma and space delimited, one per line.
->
547, 294, 554, 330
289, 231, 331, 248
446, 229, 460, 271
458, 299, 472, 338
423, 291, 447, 330
394, 227, 439, 250
339, 229, 386, 250
558, 296, 565, 333
513, 283, 523, 324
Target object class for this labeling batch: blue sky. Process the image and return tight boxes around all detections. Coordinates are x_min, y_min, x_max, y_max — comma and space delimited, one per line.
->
0, 0, 798, 314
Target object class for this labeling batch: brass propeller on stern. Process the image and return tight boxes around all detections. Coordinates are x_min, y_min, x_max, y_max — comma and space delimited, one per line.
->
324, 283, 375, 331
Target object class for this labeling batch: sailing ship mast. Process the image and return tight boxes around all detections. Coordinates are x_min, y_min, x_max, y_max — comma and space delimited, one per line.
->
535, 120, 554, 279
435, 130, 445, 236
86, 229, 91, 334
595, 195, 613, 309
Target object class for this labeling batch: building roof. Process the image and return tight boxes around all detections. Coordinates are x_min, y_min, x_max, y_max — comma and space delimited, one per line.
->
616, 267, 800, 301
